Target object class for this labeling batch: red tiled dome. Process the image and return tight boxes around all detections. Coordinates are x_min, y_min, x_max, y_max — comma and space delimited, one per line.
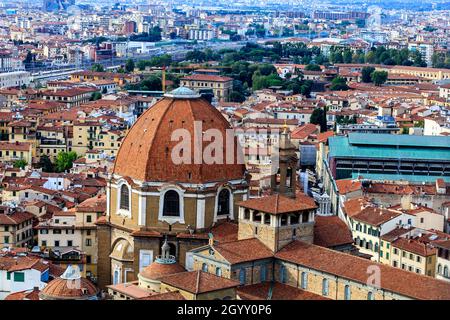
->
139, 261, 185, 281
40, 277, 97, 300
113, 89, 246, 183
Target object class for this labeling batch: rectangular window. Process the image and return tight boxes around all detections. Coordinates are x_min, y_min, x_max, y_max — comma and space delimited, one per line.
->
86, 239, 92, 246
86, 215, 92, 223
55, 240, 60, 247
14, 272, 25, 282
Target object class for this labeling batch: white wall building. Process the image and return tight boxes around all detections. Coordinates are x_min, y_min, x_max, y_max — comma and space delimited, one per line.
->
0, 71, 31, 89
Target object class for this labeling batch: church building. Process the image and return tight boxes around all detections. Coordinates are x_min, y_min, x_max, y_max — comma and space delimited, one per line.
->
96, 87, 249, 288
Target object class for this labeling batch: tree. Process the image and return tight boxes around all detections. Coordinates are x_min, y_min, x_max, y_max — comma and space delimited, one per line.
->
141, 75, 162, 91
136, 54, 172, 70
305, 64, 321, 71
129, 27, 162, 42
90, 92, 102, 101
185, 50, 207, 62
229, 91, 246, 103
13, 159, 27, 169
371, 71, 388, 86
361, 66, 375, 83
125, 59, 135, 72
55, 151, 78, 172
38, 155, 54, 172
24, 51, 33, 65
343, 49, 353, 63
330, 77, 349, 91
310, 108, 327, 132
365, 51, 376, 64
91, 64, 104, 72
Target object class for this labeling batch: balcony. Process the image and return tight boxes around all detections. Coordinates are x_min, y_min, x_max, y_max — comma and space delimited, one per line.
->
40, 139, 65, 146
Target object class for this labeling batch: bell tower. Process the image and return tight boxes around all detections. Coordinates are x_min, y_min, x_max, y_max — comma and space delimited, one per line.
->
270, 123, 298, 198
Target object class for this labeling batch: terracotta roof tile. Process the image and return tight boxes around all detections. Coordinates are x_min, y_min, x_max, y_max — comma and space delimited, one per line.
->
237, 193, 317, 215
213, 238, 273, 264
314, 215, 353, 248
160, 270, 239, 294
275, 241, 450, 300
237, 282, 330, 300
113, 96, 245, 183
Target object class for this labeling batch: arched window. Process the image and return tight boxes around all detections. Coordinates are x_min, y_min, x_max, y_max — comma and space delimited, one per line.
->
202, 263, 208, 272
437, 264, 442, 274
444, 266, 449, 278
120, 185, 129, 210
367, 291, 374, 300
301, 272, 308, 289
344, 285, 351, 300
244, 208, 250, 220
163, 190, 180, 217
322, 278, 329, 296
215, 267, 222, 277
113, 270, 119, 285
217, 189, 230, 216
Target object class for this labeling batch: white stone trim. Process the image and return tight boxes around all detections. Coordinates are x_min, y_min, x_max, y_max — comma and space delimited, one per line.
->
158, 186, 185, 224
116, 180, 131, 218
106, 185, 110, 217
196, 198, 205, 229
123, 268, 133, 283
111, 178, 246, 190
214, 186, 234, 222
138, 194, 146, 226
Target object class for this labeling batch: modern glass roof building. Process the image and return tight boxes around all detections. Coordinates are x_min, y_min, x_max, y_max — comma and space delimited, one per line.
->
328, 133, 450, 182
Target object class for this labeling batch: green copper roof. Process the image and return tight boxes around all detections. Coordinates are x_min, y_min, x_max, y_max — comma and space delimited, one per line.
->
347, 133, 450, 148
351, 173, 450, 183
329, 134, 450, 161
